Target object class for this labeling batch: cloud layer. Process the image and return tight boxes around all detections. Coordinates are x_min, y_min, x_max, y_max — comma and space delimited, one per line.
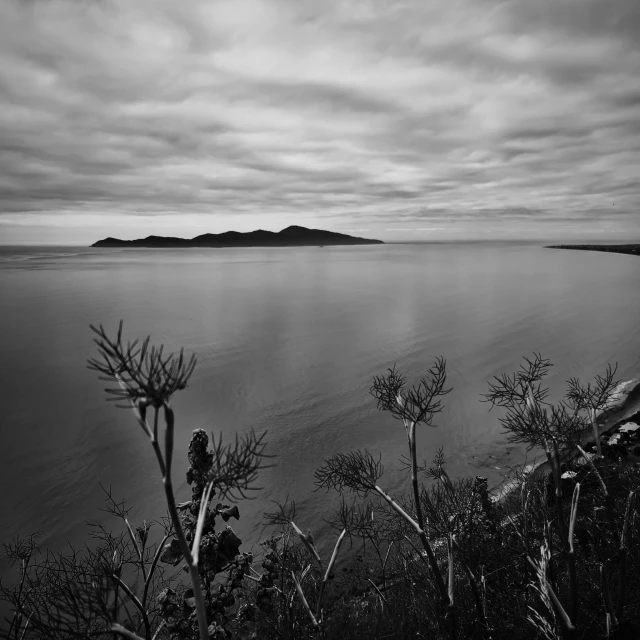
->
1, 0, 639, 242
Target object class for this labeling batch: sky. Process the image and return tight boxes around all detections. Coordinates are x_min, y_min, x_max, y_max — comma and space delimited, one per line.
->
1, 0, 639, 245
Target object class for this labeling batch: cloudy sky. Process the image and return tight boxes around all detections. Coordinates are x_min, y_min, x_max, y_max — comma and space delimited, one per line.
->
1, 0, 639, 244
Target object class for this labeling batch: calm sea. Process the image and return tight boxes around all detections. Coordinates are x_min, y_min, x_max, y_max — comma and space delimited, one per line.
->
1, 242, 639, 564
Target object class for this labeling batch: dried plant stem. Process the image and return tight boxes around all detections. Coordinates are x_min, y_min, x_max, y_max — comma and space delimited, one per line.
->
316, 528, 347, 621
601, 564, 619, 631
568, 483, 580, 629
17, 613, 32, 640
528, 554, 575, 636
408, 421, 449, 604
136, 406, 167, 479
447, 535, 454, 605
446, 534, 457, 640
111, 575, 151, 640
367, 579, 388, 608
111, 623, 146, 640
142, 533, 170, 610
151, 621, 166, 640
403, 534, 433, 575
547, 583, 576, 636
191, 481, 215, 566
590, 408, 602, 457
291, 571, 319, 628
162, 472, 209, 640
7, 554, 32, 640
451, 537, 491, 638
379, 541, 394, 592
139, 405, 209, 640
374, 484, 448, 603
409, 419, 453, 614
408, 422, 425, 535
577, 446, 607, 494
123, 517, 147, 583
577, 445, 616, 527
290, 521, 321, 566
616, 490, 635, 621
543, 438, 568, 549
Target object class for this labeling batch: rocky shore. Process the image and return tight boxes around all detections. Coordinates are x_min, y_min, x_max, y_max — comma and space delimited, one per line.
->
584, 377, 640, 459
491, 376, 640, 501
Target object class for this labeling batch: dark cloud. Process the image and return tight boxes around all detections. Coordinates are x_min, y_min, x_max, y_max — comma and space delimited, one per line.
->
609, 90, 640, 110
504, 0, 640, 45
0, 0, 639, 242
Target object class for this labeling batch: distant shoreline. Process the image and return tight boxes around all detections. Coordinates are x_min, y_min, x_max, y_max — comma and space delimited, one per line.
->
547, 244, 640, 257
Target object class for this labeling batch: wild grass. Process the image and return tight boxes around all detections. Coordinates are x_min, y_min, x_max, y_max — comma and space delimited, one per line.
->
1, 325, 638, 640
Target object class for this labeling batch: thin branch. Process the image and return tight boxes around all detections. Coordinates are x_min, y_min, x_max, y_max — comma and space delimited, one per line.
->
291, 571, 318, 628
110, 623, 146, 640
367, 579, 388, 608
191, 481, 215, 567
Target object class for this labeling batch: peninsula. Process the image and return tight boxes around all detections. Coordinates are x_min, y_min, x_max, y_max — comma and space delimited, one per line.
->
547, 244, 640, 257
91, 226, 383, 248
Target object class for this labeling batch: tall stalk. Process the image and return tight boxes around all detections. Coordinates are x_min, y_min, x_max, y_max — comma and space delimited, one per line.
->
616, 490, 635, 623
408, 420, 450, 606
149, 405, 209, 640
590, 408, 603, 457
567, 483, 580, 633
88, 323, 209, 640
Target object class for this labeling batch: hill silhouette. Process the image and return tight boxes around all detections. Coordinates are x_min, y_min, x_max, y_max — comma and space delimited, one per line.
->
91, 226, 383, 248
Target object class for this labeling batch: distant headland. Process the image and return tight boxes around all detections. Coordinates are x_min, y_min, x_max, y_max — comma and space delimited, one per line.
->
546, 244, 640, 257
91, 226, 384, 248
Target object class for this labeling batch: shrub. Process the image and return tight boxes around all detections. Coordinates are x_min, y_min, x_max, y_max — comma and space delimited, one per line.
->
2, 325, 639, 640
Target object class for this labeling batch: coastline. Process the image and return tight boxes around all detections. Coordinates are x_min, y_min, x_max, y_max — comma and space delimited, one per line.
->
491, 374, 640, 503
547, 244, 640, 257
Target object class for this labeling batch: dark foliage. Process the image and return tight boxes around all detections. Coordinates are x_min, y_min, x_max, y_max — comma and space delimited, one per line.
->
2, 330, 639, 640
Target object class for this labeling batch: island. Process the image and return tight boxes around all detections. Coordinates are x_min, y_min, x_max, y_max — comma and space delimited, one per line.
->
546, 244, 640, 257
91, 226, 383, 248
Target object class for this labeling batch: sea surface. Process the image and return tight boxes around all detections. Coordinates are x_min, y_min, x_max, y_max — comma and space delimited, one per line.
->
1, 242, 639, 567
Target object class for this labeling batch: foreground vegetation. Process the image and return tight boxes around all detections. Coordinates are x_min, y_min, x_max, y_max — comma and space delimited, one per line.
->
1, 324, 639, 639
